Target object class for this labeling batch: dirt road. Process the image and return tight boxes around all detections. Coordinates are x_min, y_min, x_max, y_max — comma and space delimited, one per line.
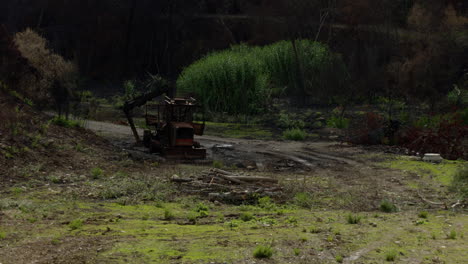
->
84, 120, 363, 170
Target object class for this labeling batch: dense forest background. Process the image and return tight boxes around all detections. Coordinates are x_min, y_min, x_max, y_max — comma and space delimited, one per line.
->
1, 0, 467, 103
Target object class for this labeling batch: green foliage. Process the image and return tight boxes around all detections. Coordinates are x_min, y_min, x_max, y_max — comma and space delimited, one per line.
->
282, 128, 307, 141
447, 229, 457, 239
385, 249, 398, 261
178, 40, 347, 114
327, 115, 350, 129
418, 211, 428, 219
257, 196, 276, 210
380, 200, 397, 213
163, 208, 174, 220
447, 86, 468, 106
177, 46, 269, 114
123, 80, 139, 100
335, 254, 344, 263
51, 116, 80, 128
195, 202, 209, 213
310, 225, 321, 233
0, 230, 6, 240
68, 219, 83, 230
450, 165, 468, 199
277, 111, 305, 129
240, 212, 255, 222
293, 248, 300, 256
253, 245, 273, 259
91, 167, 104, 179
212, 160, 224, 169
294, 192, 313, 208
98, 177, 174, 202
346, 214, 362, 224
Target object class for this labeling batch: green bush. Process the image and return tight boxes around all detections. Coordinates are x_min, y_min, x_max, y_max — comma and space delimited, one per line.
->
294, 192, 313, 208
385, 249, 398, 261
163, 208, 174, 220
240, 212, 255, 222
177, 46, 269, 114
68, 219, 83, 230
346, 214, 362, 224
51, 116, 80, 128
212, 160, 224, 169
253, 245, 273, 259
283, 128, 307, 141
447, 229, 457, 239
327, 115, 350, 129
91, 167, 104, 179
418, 211, 428, 219
380, 200, 397, 213
450, 165, 468, 199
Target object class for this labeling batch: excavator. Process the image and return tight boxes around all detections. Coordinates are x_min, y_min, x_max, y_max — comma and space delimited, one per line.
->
122, 80, 206, 159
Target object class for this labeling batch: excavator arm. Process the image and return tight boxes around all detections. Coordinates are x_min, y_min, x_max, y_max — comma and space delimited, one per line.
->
123, 81, 171, 143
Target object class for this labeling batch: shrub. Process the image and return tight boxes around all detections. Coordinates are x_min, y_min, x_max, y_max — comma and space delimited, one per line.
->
68, 219, 83, 230
418, 211, 428, 219
335, 254, 344, 263
293, 248, 300, 256
195, 202, 209, 213
212, 160, 224, 169
163, 208, 174, 220
51, 116, 80, 128
385, 249, 398, 261
447, 229, 457, 239
294, 192, 313, 208
346, 214, 362, 224
257, 196, 276, 210
177, 46, 269, 115
327, 115, 350, 129
380, 200, 397, 213
450, 165, 468, 199
240, 212, 255, 222
91, 167, 104, 179
253, 245, 273, 259
0, 230, 6, 240
283, 128, 307, 141
14, 28, 78, 108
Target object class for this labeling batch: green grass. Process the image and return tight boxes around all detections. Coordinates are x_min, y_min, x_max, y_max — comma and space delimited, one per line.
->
380, 200, 397, 213
68, 219, 83, 230
212, 160, 224, 169
240, 212, 255, 222
163, 208, 174, 220
447, 229, 457, 239
418, 211, 428, 219
51, 116, 81, 128
253, 245, 273, 259
294, 192, 313, 208
282, 128, 307, 141
335, 254, 344, 263
91, 167, 104, 179
327, 116, 350, 129
204, 122, 273, 139
450, 164, 468, 199
380, 157, 466, 186
346, 214, 362, 224
385, 249, 398, 261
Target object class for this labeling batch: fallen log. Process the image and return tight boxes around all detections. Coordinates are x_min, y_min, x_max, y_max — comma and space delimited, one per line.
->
210, 168, 278, 184
229, 176, 278, 184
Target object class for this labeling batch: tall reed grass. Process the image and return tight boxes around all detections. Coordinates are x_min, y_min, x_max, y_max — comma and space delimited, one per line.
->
177, 40, 347, 114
